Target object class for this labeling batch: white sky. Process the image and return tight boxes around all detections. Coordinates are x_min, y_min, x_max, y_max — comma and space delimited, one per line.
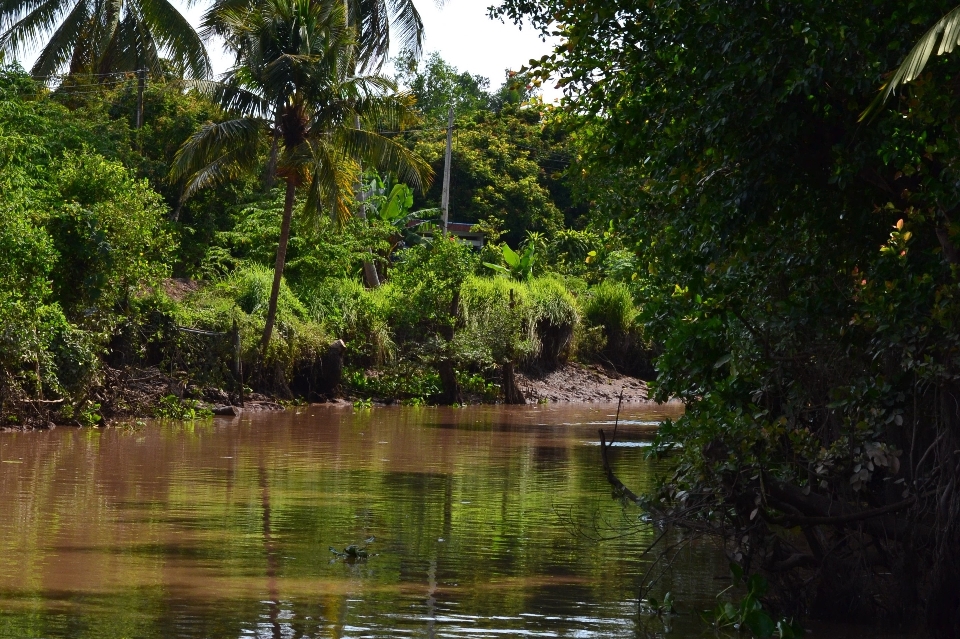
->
17, 0, 560, 100
395, 0, 560, 99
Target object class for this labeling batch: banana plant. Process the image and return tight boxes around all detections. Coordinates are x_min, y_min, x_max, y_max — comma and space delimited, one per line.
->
484, 242, 535, 281
362, 174, 439, 256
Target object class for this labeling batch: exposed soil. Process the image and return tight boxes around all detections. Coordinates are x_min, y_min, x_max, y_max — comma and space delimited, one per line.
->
2, 361, 653, 432
516, 362, 650, 403
101, 367, 285, 417
0, 366, 286, 432
161, 278, 202, 301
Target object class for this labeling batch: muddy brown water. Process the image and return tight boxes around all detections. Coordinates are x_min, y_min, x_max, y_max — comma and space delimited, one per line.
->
0, 404, 903, 638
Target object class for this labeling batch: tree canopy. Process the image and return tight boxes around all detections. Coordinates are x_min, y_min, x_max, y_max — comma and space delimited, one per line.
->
494, 0, 960, 631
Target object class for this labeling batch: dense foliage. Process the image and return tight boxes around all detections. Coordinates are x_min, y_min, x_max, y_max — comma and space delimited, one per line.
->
494, 0, 960, 632
7, 0, 960, 630
0, 59, 634, 423
397, 52, 585, 244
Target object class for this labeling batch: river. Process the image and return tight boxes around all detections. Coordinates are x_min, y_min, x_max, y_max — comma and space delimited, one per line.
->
0, 404, 892, 638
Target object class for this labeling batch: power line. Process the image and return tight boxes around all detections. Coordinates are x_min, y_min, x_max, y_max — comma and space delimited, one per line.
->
31, 71, 130, 79
48, 79, 135, 90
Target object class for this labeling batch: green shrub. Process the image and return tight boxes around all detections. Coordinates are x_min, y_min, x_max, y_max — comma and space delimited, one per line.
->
546, 228, 604, 273
345, 362, 441, 400
204, 197, 387, 284
0, 190, 97, 399
154, 394, 213, 420
47, 150, 173, 322
582, 280, 635, 336
387, 238, 477, 338
302, 278, 395, 366
170, 263, 329, 383
457, 370, 500, 401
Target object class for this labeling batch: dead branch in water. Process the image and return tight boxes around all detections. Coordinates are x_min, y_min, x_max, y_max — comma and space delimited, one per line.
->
598, 428, 640, 504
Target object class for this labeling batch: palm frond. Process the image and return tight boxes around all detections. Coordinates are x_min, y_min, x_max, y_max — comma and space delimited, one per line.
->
302, 136, 359, 224
353, 0, 389, 71
351, 0, 423, 72
862, 5, 960, 120
0, 0, 72, 54
3, 0, 206, 78
0, 0, 64, 32
170, 117, 265, 197
25, 0, 89, 76
335, 127, 432, 191
189, 78, 271, 118
0, 0, 77, 59
136, 0, 210, 77
386, 0, 422, 61
198, 0, 245, 41
180, 147, 256, 199
343, 88, 421, 133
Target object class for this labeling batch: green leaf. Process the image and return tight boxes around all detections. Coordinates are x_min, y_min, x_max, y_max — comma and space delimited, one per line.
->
744, 609, 775, 638
502, 244, 521, 268
722, 602, 737, 621
714, 353, 732, 369
747, 574, 768, 597
729, 561, 743, 583
483, 262, 510, 275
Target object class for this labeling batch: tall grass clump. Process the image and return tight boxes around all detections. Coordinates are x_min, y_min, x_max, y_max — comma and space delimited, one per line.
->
302, 278, 395, 366
582, 280, 635, 336
456, 274, 580, 367
527, 275, 579, 367
169, 263, 329, 391
457, 275, 533, 367
577, 279, 655, 378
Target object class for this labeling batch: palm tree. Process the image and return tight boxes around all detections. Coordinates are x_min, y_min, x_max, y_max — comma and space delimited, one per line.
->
203, 0, 430, 289
0, 0, 209, 79
171, 0, 431, 355
201, 0, 425, 74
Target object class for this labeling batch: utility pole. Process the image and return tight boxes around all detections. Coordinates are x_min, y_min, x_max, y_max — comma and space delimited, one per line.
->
353, 113, 381, 288
136, 69, 146, 129
441, 105, 454, 234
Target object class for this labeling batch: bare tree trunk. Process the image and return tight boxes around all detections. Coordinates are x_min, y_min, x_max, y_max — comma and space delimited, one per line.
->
501, 288, 525, 404
260, 179, 296, 356
501, 361, 525, 404
353, 187, 381, 287
437, 291, 462, 404
354, 193, 381, 287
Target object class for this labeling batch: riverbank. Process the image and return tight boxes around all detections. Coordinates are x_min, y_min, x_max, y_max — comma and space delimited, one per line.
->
517, 363, 648, 403
0, 361, 653, 431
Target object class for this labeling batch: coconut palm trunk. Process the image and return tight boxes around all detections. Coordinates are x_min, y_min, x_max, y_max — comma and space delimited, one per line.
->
260, 178, 297, 355
173, 0, 432, 365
